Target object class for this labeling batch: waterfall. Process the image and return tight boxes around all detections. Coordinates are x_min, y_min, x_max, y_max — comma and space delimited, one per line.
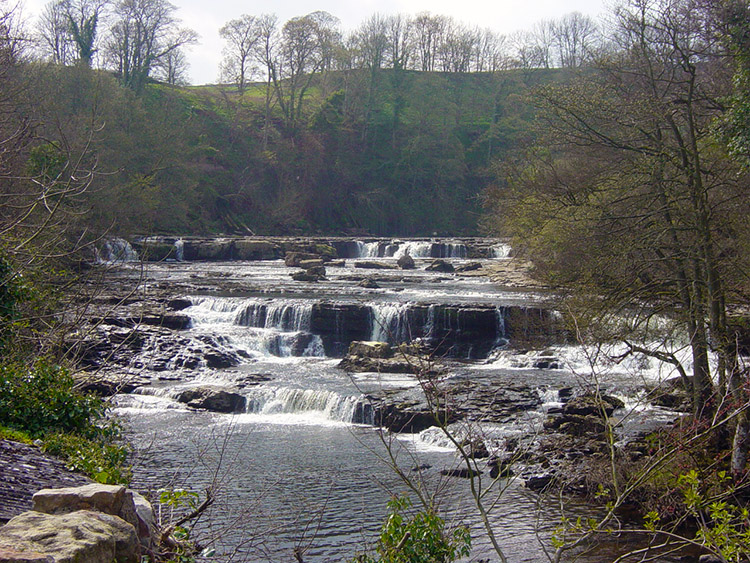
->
98, 238, 139, 262
174, 239, 184, 261
354, 241, 382, 258
441, 243, 468, 258
393, 242, 433, 258
370, 303, 410, 343
234, 301, 313, 332
491, 244, 511, 258
245, 387, 363, 422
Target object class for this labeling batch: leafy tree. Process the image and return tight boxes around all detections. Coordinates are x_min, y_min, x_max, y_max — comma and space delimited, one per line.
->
488, 0, 750, 467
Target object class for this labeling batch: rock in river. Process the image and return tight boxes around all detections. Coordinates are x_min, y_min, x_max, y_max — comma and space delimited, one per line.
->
175, 386, 246, 413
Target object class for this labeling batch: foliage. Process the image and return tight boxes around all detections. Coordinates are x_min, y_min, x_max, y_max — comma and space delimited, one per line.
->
0, 361, 103, 438
43, 432, 130, 484
353, 496, 471, 563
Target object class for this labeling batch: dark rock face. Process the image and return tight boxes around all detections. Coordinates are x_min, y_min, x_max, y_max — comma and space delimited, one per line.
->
425, 259, 455, 273
311, 303, 372, 356
175, 386, 246, 413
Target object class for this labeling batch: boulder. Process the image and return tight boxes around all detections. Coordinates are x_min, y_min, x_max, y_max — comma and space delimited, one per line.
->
353, 261, 398, 270
0, 547, 53, 562
305, 265, 327, 277
284, 252, 320, 267
290, 270, 322, 282
32, 484, 152, 551
298, 259, 325, 269
397, 254, 415, 270
562, 393, 625, 417
0, 510, 139, 563
175, 386, 246, 413
425, 259, 454, 273
348, 341, 393, 359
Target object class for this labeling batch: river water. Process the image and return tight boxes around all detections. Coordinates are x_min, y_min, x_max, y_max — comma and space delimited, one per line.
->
108, 239, 686, 562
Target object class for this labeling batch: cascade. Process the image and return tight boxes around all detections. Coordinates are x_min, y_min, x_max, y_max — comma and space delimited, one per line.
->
491, 244, 512, 258
98, 238, 139, 262
245, 387, 362, 422
370, 303, 411, 343
174, 239, 184, 261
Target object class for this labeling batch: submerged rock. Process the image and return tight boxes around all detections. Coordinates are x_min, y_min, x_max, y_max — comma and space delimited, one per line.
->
358, 277, 380, 289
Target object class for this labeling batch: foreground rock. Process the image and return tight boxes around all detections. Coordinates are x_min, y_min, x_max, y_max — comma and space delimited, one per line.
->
32, 484, 152, 550
0, 510, 139, 563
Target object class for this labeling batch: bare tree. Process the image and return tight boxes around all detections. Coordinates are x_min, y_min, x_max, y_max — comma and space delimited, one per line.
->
105, 0, 197, 93
37, 0, 75, 64
153, 45, 188, 84
219, 14, 260, 94
265, 11, 340, 136
411, 12, 446, 72
551, 11, 599, 68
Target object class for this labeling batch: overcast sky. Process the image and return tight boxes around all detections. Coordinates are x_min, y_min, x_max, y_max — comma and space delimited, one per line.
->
19, 0, 612, 85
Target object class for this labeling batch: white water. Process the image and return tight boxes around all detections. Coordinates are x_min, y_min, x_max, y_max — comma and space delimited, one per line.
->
111, 248, 683, 562
98, 238, 138, 262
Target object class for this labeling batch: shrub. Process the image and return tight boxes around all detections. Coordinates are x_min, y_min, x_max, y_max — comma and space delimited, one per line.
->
354, 496, 471, 563
0, 361, 103, 438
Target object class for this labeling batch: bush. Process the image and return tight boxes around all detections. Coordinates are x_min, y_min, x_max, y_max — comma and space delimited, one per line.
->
43, 432, 130, 485
354, 496, 471, 563
0, 361, 103, 438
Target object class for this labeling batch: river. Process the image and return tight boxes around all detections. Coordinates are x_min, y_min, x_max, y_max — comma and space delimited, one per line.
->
101, 238, 686, 562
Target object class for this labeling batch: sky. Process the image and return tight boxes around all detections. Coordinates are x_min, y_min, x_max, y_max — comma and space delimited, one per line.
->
19, 0, 611, 85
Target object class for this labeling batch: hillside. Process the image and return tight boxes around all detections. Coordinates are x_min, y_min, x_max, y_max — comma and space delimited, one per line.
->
26, 65, 565, 237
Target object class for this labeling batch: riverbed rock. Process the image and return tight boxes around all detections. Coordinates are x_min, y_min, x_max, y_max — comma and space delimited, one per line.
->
298, 259, 325, 270
359, 277, 380, 289
0, 510, 139, 563
338, 355, 419, 374
397, 254, 415, 270
425, 259, 454, 273
455, 262, 482, 272
284, 252, 320, 267
562, 393, 625, 417
290, 270, 323, 282
353, 261, 398, 270
233, 240, 281, 260
175, 386, 246, 413
348, 341, 393, 359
